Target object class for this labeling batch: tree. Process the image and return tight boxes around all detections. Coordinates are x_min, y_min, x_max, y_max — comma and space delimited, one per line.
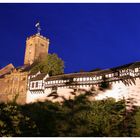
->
53, 93, 137, 137
0, 103, 39, 136
30, 53, 64, 76
0, 94, 138, 137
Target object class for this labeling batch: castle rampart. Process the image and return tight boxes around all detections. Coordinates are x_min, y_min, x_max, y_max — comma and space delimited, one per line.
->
26, 61, 140, 105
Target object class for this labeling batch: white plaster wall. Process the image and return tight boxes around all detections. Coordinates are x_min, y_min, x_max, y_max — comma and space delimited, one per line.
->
95, 78, 140, 106
26, 88, 52, 103
95, 81, 128, 101
45, 88, 74, 102
26, 78, 140, 106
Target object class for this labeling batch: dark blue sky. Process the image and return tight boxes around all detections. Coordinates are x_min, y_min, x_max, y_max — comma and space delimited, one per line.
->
0, 3, 140, 73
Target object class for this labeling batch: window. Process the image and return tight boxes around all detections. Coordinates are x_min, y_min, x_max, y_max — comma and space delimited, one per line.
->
79, 78, 82, 81
41, 43, 45, 47
108, 74, 111, 77
105, 74, 108, 78
126, 69, 129, 72
36, 82, 38, 87
87, 77, 89, 81
115, 72, 118, 76
52, 86, 57, 92
32, 82, 34, 88
73, 78, 76, 81
135, 68, 139, 72
22, 77, 26, 81
83, 77, 86, 81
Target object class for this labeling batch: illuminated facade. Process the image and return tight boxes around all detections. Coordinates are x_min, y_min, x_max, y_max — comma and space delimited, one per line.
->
0, 27, 140, 106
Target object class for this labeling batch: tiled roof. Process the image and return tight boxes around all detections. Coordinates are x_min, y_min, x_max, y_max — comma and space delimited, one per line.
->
0, 63, 14, 77
30, 73, 47, 81
28, 61, 140, 82
45, 70, 109, 81
45, 61, 140, 81
28, 71, 39, 75
110, 61, 140, 70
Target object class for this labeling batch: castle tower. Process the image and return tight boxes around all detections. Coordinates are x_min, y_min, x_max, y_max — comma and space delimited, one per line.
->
24, 22, 50, 65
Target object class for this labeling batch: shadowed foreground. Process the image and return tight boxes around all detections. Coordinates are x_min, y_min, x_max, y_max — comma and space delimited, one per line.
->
0, 92, 140, 137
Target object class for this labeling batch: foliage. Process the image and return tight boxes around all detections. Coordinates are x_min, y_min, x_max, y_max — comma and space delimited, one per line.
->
133, 107, 140, 136
0, 103, 39, 137
0, 92, 139, 137
30, 53, 64, 76
54, 95, 136, 137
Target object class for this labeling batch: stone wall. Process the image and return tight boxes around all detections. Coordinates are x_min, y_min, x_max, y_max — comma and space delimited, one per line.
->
0, 70, 28, 104
24, 34, 49, 65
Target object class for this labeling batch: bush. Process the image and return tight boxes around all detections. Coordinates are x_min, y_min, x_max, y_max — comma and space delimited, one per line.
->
0, 94, 138, 137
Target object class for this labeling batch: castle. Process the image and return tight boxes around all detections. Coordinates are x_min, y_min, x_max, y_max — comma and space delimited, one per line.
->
1, 23, 140, 106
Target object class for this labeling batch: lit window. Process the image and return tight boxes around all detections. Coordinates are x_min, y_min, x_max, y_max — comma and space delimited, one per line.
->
105, 75, 108, 78
83, 77, 86, 81
135, 68, 139, 72
79, 78, 82, 81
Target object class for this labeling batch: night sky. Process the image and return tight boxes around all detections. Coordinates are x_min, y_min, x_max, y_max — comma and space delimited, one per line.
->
0, 3, 140, 73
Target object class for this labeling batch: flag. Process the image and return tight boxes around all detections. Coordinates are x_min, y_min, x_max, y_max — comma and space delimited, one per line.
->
35, 22, 40, 27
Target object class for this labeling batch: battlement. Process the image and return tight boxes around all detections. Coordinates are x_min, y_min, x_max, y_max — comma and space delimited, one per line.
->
26, 34, 49, 42
24, 33, 50, 65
